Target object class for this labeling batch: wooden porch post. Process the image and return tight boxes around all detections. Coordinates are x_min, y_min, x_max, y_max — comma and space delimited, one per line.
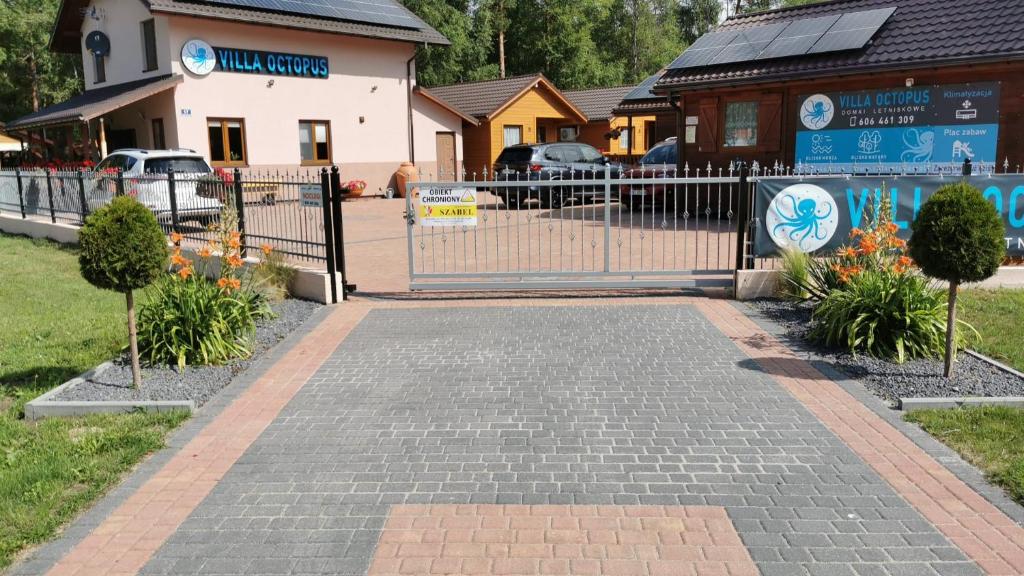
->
98, 117, 108, 158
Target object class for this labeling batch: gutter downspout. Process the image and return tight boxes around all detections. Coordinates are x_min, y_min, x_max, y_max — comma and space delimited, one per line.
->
406, 48, 421, 165
668, 93, 683, 168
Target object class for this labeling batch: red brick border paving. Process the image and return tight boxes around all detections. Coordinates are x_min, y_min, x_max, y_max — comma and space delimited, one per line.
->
696, 300, 1024, 576
34, 295, 1024, 576
367, 505, 758, 576
45, 305, 369, 576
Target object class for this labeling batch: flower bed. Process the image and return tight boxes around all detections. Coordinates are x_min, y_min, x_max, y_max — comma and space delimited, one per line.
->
747, 298, 1023, 405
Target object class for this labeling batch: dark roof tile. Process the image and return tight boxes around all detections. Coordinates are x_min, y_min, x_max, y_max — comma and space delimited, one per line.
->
657, 0, 1024, 90
425, 75, 546, 119
562, 86, 634, 120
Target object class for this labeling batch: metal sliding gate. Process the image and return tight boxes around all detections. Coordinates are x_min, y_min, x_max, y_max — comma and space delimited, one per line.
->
404, 166, 753, 291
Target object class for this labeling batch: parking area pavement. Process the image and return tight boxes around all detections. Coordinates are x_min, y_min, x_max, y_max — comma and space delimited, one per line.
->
22, 298, 1024, 576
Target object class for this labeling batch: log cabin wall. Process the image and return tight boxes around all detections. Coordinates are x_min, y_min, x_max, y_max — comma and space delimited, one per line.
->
655, 63, 1024, 170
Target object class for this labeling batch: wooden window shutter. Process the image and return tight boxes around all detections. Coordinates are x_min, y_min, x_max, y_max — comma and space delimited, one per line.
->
757, 93, 783, 153
697, 98, 718, 152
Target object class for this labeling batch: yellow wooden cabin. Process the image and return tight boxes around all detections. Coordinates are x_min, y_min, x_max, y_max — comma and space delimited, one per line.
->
563, 85, 659, 162
422, 74, 589, 176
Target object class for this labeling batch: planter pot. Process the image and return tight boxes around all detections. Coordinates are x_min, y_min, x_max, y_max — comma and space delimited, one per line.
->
347, 186, 366, 197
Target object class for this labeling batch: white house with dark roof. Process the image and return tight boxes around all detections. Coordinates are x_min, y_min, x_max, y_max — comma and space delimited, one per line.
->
7, 0, 470, 192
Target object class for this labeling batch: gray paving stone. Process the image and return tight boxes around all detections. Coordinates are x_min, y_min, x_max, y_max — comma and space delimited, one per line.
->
137, 305, 983, 576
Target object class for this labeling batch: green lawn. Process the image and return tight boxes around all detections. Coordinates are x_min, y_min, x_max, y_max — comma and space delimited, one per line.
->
906, 406, 1024, 505
960, 288, 1024, 372
0, 232, 186, 570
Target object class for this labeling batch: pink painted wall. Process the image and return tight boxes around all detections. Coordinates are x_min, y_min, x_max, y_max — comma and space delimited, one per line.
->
77, 0, 463, 192
80, 0, 172, 87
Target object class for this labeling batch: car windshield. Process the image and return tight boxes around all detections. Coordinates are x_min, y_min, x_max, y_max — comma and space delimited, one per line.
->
143, 157, 212, 174
640, 143, 676, 165
496, 147, 534, 164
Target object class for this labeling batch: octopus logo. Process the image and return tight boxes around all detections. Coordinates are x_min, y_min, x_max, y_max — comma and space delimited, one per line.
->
181, 39, 216, 76
800, 94, 834, 130
766, 183, 839, 253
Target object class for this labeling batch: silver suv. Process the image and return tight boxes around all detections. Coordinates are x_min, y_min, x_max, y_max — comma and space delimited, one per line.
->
88, 149, 224, 225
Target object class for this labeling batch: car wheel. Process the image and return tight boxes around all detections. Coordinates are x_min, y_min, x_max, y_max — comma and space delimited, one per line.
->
540, 189, 564, 210
503, 193, 522, 210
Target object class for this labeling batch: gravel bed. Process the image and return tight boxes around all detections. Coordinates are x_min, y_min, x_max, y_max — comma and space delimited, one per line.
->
747, 298, 1024, 405
53, 298, 322, 406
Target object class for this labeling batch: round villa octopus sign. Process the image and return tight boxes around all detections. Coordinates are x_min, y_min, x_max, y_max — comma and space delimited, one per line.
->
181, 39, 216, 76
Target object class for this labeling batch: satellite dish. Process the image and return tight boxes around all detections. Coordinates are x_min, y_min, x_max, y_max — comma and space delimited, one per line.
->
85, 31, 110, 57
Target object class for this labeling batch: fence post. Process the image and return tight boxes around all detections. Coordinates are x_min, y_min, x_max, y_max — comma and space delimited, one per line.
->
603, 163, 612, 272
115, 169, 125, 197
15, 168, 26, 219
320, 167, 338, 304
734, 162, 750, 272
962, 158, 972, 177
167, 168, 180, 232
45, 170, 56, 223
76, 170, 89, 223
329, 165, 352, 299
232, 168, 247, 257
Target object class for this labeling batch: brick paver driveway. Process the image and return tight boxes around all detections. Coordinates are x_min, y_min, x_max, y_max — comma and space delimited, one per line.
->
25, 299, 1024, 576
135, 304, 980, 576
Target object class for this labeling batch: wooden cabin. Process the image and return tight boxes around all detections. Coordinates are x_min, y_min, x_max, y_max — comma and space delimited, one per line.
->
424, 74, 588, 176
648, 0, 1024, 172
563, 86, 658, 163
611, 74, 677, 162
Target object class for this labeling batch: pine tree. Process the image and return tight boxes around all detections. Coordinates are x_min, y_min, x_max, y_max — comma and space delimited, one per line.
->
0, 0, 81, 121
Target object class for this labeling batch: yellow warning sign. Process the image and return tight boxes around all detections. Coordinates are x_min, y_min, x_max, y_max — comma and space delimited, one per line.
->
418, 187, 478, 227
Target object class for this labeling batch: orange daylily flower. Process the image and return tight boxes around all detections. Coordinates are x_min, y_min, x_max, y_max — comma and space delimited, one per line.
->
260, 244, 273, 256
178, 266, 193, 280
838, 246, 858, 259
226, 254, 244, 268
227, 237, 242, 250
885, 222, 899, 234
198, 247, 212, 259
850, 228, 864, 238
171, 253, 190, 268
170, 232, 183, 244
858, 236, 879, 255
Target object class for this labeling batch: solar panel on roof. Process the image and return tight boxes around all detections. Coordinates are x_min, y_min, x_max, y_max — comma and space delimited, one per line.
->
667, 30, 741, 69
190, 0, 425, 30
807, 7, 895, 54
708, 22, 787, 65
756, 14, 840, 60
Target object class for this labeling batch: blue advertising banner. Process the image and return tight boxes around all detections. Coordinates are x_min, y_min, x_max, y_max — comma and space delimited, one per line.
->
794, 83, 1000, 172
753, 176, 1024, 257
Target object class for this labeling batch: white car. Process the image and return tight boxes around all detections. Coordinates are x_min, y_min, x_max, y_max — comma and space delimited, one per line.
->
88, 149, 224, 225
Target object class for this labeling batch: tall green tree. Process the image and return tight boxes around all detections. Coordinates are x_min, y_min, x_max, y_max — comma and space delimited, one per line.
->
0, 0, 81, 122
603, 0, 683, 84
400, 0, 493, 86
505, 0, 620, 89
678, 0, 720, 45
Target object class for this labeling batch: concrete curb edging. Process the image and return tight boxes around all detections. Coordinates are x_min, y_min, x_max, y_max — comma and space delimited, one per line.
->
24, 362, 195, 420
899, 396, 1024, 411
965, 348, 1024, 379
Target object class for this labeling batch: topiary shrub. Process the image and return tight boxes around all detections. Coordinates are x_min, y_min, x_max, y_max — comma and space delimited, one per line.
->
78, 196, 167, 387
909, 182, 1005, 377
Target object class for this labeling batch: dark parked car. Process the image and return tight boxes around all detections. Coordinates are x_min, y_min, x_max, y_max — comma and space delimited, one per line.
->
492, 143, 623, 209
618, 138, 676, 212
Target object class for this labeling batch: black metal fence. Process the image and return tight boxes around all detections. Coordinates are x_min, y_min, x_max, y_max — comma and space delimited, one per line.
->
0, 166, 354, 301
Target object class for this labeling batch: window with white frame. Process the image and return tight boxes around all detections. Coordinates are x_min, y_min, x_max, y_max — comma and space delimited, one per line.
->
503, 125, 522, 147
